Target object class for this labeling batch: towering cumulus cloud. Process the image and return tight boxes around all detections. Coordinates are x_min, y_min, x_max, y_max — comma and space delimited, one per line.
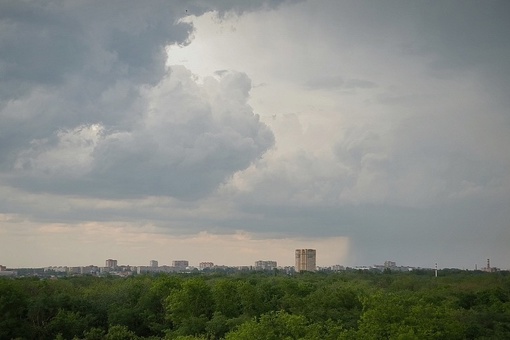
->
0, 0, 276, 199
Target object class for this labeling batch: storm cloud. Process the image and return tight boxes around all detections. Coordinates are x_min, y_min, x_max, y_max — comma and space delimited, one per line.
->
1, 0, 509, 269
0, 1, 275, 199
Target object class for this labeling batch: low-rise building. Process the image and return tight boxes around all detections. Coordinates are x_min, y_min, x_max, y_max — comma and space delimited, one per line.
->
105, 259, 118, 269
80, 265, 99, 275
0, 270, 16, 277
172, 260, 189, 269
199, 262, 214, 270
384, 261, 397, 268
255, 260, 277, 270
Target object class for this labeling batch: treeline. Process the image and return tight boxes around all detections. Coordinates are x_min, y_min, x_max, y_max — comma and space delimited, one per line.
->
1, 270, 510, 339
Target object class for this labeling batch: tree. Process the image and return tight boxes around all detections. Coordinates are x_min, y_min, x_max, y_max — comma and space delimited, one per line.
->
105, 325, 138, 340
225, 311, 310, 340
166, 278, 214, 336
212, 279, 242, 318
47, 309, 92, 339
0, 280, 30, 339
302, 283, 361, 329
356, 291, 465, 339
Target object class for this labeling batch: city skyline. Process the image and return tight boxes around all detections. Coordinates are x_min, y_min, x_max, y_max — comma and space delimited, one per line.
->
2, 253, 504, 272
1, 1, 509, 270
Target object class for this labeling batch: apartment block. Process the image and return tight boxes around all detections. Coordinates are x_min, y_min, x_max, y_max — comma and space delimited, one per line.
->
295, 249, 316, 272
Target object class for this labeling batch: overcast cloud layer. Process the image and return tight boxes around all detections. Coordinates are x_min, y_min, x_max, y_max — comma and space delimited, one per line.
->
1, 0, 509, 269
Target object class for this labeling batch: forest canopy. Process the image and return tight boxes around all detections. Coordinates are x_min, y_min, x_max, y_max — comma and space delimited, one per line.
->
1, 270, 510, 339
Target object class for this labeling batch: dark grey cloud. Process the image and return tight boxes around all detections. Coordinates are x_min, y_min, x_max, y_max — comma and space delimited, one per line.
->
221, 193, 509, 268
185, 0, 299, 17
0, 0, 279, 199
0, 1, 190, 99
7, 67, 274, 199
406, 1, 510, 107
0, 0, 190, 171
302, 1, 510, 106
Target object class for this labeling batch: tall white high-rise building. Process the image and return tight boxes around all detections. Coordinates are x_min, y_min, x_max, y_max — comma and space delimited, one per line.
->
295, 249, 316, 272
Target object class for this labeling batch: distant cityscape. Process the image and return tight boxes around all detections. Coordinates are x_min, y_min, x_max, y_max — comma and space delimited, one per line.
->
0, 249, 502, 278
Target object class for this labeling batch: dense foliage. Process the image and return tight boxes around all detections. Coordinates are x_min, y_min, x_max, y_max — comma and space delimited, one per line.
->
1, 270, 510, 339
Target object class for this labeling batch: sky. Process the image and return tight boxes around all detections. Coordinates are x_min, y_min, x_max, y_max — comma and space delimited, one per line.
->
1, 0, 509, 269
